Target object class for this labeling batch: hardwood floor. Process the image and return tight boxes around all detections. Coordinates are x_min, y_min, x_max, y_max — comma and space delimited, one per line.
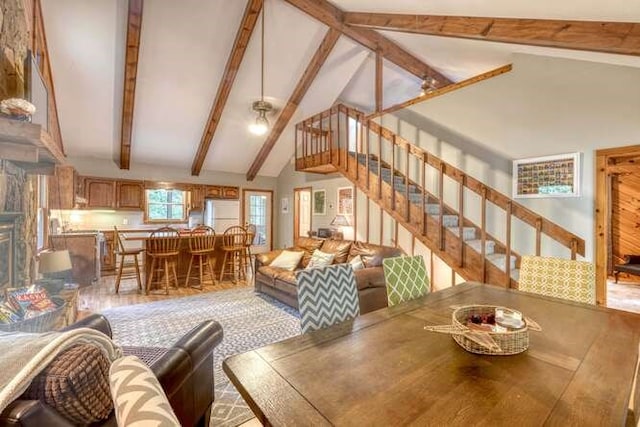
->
607, 278, 640, 314
78, 273, 250, 315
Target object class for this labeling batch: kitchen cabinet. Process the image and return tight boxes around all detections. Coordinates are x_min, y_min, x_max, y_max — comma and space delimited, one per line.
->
48, 166, 76, 209
205, 185, 222, 199
222, 186, 239, 200
189, 185, 205, 211
101, 231, 116, 272
204, 185, 239, 200
116, 180, 144, 210
85, 178, 116, 209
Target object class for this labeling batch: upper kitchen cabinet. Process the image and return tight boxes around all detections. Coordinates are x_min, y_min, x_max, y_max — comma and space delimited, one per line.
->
222, 186, 239, 199
116, 180, 144, 210
205, 185, 222, 199
204, 185, 239, 200
85, 178, 116, 209
49, 166, 78, 209
189, 185, 205, 211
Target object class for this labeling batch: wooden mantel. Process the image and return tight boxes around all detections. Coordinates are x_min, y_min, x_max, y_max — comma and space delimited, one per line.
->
0, 117, 66, 170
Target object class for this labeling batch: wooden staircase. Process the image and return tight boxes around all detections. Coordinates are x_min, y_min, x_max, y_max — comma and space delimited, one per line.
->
294, 104, 585, 289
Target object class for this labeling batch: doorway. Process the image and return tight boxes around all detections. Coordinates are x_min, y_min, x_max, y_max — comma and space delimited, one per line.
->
242, 189, 273, 254
595, 145, 640, 308
294, 187, 312, 240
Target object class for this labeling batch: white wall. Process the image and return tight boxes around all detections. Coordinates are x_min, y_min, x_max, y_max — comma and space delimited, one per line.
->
379, 53, 640, 261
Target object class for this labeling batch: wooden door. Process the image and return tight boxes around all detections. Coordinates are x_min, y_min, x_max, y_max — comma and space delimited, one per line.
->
243, 189, 273, 254
85, 178, 116, 209
294, 187, 312, 240
116, 180, 144, 210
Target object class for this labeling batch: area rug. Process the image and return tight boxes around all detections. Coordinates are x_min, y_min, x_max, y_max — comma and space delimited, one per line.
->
100, 287, 301, 427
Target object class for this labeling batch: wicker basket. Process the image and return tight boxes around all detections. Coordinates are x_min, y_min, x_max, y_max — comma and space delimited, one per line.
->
451, 305, 531, 356
0, 297, 67, 333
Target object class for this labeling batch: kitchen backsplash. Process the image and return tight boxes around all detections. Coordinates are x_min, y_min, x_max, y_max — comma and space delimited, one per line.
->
50, 210, 192, 231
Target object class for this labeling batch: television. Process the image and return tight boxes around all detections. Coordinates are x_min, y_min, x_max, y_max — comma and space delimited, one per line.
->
23, 51, 49, 131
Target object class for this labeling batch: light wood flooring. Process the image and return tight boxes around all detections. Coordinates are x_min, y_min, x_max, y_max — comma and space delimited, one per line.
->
606, 278, 640, 314
78, 273, 250, 315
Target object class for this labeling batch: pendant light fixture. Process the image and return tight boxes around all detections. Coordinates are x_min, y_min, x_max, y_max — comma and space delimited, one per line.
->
249, 4, 272, 136
419, 76, 438, 97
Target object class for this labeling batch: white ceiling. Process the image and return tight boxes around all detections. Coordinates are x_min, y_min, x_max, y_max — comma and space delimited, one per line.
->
41, 0, 640, 178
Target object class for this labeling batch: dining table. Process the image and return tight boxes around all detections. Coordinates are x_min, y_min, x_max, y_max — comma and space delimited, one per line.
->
223, 282, 640, 426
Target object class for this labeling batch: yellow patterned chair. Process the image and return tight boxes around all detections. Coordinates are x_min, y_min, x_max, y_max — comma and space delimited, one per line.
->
382, 255, 430, 307
518, 255, 596, 305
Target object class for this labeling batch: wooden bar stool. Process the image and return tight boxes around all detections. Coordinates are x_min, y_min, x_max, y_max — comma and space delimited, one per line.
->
220, 226, 247, 283
114, 226, 144, 293
244, 224, 256, 275
145, 227, 180, 295
185, 225, 217, 290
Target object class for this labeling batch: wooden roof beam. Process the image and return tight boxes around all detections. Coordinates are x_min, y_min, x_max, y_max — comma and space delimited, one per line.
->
343, 12, 640, 56
191, 0, 263, 176
246, 28, 341, 181
282, 0, 451, 86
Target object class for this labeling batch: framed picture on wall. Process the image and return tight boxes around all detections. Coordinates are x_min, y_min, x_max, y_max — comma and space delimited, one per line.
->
313, 189, 326, 215
337, 186, 354, 215
513, 152, 581, 198
281, 197, 289, 214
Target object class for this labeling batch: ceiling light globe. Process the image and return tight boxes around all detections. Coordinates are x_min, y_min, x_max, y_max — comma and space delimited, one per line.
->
249, 115, 269, 136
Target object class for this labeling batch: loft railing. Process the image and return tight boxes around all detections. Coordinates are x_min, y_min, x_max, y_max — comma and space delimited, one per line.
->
295, 104, 585, 285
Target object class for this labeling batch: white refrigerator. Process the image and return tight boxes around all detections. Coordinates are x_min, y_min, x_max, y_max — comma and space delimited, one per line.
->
204, 199, 240, 233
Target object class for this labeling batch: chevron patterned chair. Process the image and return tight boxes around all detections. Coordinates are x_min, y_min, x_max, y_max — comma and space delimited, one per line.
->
518, 255, 596, 305
295, 264, 360, 334
382, 255, 430, 307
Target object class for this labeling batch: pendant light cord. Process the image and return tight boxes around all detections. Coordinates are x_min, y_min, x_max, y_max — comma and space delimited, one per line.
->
261, 3, 265, 102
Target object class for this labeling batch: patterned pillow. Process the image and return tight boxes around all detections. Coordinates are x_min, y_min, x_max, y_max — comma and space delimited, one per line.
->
109, 355, 180, 427
306, 249, 335, 269
270, 250, 305, 270
349, 255, 365, 271
23, 344, 113, 424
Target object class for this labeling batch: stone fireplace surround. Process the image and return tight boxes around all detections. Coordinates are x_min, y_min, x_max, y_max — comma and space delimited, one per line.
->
0, 213, 24, 290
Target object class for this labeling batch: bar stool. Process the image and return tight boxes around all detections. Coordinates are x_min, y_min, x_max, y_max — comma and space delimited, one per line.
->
220, 226, 247, 283
244, 224, 256, 275
145, 227, 180, 295
114, 226, 144, 293
185, 225, 217, 290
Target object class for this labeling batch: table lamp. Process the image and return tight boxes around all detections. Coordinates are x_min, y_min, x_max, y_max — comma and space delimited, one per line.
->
38, 250, 73, 292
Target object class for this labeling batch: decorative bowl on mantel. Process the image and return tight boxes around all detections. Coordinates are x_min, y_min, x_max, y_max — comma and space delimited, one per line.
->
424, 304, 542, 356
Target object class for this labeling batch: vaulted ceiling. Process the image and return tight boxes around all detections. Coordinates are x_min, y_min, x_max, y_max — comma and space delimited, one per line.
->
41, 0, 640, 179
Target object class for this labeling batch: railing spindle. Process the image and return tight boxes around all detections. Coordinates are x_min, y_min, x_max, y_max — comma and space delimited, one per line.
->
391, 136, 396, 211
438, 162, 445, 251
505, 200, 512, 288
535, 217, 542, 256
458, 174, 465, 267
481, 185, 487, 283
571, 239, 577, 260
328, 106, 333, 165
405, 147, 410, 222
355, 114, 361, 181
377, 125, 382, 200
294, 123, 299, 169
421, 153, 426, 235
345, 109, 350, 173
366, 120, 370, 190
337, 107, 341, 167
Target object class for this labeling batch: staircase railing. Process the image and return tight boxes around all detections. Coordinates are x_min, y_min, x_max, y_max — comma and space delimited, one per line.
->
294, 104, 585, 286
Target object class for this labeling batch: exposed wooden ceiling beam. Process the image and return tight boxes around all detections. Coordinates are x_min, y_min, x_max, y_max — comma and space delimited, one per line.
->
282, 0, 451, 85
367, 64, 512, 120
191, 0, 264, 176
343, 12, 640, 56
246, 28, 341, 181
119, 0, 143, 170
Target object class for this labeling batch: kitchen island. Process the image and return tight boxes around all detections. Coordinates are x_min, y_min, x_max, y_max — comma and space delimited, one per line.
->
125, 233, 233, 289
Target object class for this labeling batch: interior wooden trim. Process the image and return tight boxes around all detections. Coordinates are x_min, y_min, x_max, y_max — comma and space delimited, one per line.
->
119, 0, 144, 170
245, 28, 341, 181
282, 0, 451, 84
293, 186, 312, 241
242, 188, 274, 251
191, 0, 263, 176
343, 12, 640, 56
594, 144, 640, 305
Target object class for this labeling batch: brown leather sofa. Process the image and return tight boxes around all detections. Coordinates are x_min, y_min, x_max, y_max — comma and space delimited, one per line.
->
255, 237, 403, 314
0, 314, 223, 427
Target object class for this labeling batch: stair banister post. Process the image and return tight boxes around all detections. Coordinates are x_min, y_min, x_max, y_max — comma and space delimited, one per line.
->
345, 109, 350, 173
459, 174, 465, 268
337, 106, 341, 167
481, 185, 487, 283
294, 123, 299, 169
405, 145, 410, 222
421, 152, 426, 236
506, 200, 513, 288
377, 125, 382, 200
571, 239, 578, 260
438, 162, 445, 251
366, 119, 370, 190
329, 106, 333, 165
355, 113, 360, 181
391, 135, 396, 212
535, 217, 543, 256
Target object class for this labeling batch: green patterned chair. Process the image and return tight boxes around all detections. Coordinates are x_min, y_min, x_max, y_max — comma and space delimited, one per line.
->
382, 255, 430, 307
518, 255, 596, 305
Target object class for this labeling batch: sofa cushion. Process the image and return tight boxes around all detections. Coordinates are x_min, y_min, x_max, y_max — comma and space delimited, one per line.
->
349, 255, 365, 271
109, 355, 180, 427
23, 344, 113, 425
256, 250, 282, 266
306, 249, 335, 269
320, 240, 353, 264
258, 266, 284, 280
270, 250, 305, 271
348, 241, 404, 267
275, 270, 297, 286
293, 237, 324, 267
354, 267, 386, 290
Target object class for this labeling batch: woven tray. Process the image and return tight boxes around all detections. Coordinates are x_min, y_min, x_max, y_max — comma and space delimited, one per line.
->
424, 304, 542, 356
0, 297, 67, 333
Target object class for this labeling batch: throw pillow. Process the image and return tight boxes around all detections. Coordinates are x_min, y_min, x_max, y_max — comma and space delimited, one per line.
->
23, 344, 113, 425
109, 355, 180, 427
306, 249, 335, 269
349, 255, 365, 271
270, 250, 305, 271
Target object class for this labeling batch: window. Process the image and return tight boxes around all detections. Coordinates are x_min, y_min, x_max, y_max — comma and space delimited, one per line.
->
248, 195, 267, 245
145, 189, 187, 222
36, 175, 48, 251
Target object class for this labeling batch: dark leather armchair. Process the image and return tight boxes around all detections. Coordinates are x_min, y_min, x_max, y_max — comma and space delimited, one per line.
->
0, 314, 223, 427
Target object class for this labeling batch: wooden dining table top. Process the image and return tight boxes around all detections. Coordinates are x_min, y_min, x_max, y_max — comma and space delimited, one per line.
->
223, 282, 640, 426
